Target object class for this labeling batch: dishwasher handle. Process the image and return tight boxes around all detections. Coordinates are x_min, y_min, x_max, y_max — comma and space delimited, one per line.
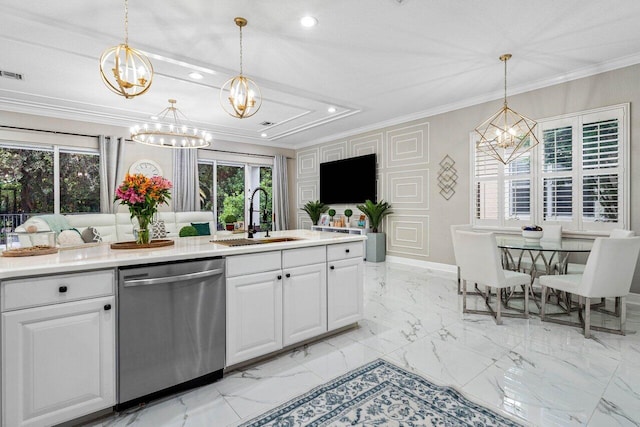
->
124, 268, 224, 287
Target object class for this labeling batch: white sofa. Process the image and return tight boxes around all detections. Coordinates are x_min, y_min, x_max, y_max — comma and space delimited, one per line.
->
16, 211, 218, 243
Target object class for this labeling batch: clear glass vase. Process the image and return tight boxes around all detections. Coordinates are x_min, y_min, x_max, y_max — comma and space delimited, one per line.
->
134, 214, 153, 245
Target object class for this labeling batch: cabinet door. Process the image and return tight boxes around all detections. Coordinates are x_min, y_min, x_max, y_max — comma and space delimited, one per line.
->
2, 296, 116, 427
226, 271, 283, 366
283, 263, 327, 346
327, 257, 364, 331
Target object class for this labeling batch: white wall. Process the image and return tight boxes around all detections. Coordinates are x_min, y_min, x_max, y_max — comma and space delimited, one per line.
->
295, 63, 640, 291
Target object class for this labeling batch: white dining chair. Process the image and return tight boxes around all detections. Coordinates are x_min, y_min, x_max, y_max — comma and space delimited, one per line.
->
450, 224, 473, 294
564, 229, 635, 274
539, 236, 640, 338
454, 230, 531, 324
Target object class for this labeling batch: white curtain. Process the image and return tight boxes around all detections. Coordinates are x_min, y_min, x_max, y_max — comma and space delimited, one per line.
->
273, 154, 290, 230
173, 149, 199, 212
98, 135, 125, 213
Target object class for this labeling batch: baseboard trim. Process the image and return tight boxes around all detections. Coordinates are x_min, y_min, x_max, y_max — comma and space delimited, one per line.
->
384, 256, 457, 280
627, 292, 640, 306
384, 256, 640, 304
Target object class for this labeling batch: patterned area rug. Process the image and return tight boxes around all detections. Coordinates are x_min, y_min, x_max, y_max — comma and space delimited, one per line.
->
240, 358, 523, 426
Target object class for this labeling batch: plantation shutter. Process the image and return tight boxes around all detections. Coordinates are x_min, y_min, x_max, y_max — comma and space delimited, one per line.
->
540, 124, 574, 225
474, 146, 499, 224
581, 116, 621, 224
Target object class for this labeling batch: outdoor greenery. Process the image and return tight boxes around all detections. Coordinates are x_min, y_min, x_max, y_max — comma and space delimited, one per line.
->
0, 147, 100, 215
356, 199, 393, 233
198, 163, 272, 231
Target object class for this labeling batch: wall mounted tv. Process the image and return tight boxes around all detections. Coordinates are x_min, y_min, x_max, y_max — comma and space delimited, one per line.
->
319, 154, 376, 204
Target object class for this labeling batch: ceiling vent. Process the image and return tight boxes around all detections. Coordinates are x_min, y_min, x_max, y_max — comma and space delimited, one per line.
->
260, 121, 275, 126
0, 70, 24, 81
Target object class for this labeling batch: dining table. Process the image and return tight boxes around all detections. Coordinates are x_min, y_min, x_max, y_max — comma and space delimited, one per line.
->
496, 236, 594, 313
496, 236, 594, 275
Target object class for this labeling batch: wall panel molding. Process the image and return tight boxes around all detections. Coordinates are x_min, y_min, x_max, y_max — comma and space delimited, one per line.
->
349, 133, 384, 169
320, 141, 347, 163
297, 179, 319, 207
296, 147, 319, 178
386, 169, 429, 210
386, 214, 429, 259
386, 122, 429, 168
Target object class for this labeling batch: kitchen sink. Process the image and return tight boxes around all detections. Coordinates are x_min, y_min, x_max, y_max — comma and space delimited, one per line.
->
213, 237, 302, 247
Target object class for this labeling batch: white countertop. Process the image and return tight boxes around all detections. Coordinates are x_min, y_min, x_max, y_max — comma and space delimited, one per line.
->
0, 230, 366, 280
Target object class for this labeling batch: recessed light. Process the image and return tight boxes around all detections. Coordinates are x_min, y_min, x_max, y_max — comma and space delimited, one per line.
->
188, 71, 203, 80
300, 16, 318, 27
150, 115, 159, 120
327, 106, 336, 113
261, 133, 268, 138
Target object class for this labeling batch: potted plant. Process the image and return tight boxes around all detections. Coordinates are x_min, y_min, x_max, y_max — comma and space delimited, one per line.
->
328, 208, 336, 225
223, 214, 237, 231
344, 209, 353, 226
302, 200, 329, 225
356, 199, 393, 262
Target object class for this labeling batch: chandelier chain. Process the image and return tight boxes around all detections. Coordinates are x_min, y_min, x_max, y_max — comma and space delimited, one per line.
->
503, 56, 508, 107
124, 0, 129, 45
239, 24, 243, 75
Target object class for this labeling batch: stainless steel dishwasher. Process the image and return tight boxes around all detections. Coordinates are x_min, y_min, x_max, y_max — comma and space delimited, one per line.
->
116, 257, 225, 411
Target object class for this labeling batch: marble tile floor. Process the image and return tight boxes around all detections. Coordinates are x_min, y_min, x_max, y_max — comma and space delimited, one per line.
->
87, 261, 640, 427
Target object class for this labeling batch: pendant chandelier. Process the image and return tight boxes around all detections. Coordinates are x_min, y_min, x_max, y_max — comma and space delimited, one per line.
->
220, 17, 262, 119
130, 99, 212, 149
99, 0, 153, 99
474, 54, 539, 165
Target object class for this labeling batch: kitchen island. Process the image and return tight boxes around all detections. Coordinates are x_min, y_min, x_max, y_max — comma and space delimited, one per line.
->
0, 230, 367, 427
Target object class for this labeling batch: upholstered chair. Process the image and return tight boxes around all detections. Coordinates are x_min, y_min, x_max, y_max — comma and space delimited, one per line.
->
454, 230, 531, 324
564, 229, 635, 274
450, 224, 473, 294
539, 236, 640, 338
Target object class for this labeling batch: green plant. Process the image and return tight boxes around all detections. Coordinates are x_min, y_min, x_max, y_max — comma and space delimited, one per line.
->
328, 208, 336, 220
179, 225, 198, 237
302, 200, 329, 225
344, 208, 353, 220
223, 214, 237, 224
356, 199, 392, 233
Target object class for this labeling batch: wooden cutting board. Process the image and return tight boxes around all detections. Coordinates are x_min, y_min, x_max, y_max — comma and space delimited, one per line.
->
2, 245, 59, 257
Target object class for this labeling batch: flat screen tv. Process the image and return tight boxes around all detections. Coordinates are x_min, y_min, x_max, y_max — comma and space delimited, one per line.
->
320, 154, 376, 204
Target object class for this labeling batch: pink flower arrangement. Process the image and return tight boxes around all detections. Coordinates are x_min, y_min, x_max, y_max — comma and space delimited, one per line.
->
114, 174, 172, 243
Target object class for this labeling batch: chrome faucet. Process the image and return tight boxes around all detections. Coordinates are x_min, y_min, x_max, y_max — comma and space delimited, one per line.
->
247, 187, 270, 238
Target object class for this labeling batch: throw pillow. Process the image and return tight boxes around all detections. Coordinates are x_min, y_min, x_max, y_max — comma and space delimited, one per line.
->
191, 222, 211, 236
152, 219, 167, 239
58, 229, 85, 246
81, 226, 102, 243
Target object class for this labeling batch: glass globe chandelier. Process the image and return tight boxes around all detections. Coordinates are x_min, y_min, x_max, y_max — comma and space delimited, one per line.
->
220, 17, 262, 119
99, 0, 153, 99
130, 99, 212, 149
474, 54, 540, 165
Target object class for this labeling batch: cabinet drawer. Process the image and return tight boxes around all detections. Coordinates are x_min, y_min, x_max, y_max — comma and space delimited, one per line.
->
1, 270, 115, 312
283, 246, 326, 269
226, 250, 281, 277
327, 242, 363, 261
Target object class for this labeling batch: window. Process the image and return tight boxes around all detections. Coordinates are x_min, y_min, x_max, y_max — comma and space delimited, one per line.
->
198, 160, 272, 231
471, 104, 628, 234
60, 150, 101, 213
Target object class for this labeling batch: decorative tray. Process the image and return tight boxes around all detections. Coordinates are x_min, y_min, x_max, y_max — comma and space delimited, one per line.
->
110, 239, 175, 250
2, 245, 59, 257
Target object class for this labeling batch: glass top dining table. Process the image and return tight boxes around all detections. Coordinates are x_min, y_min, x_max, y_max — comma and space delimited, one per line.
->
496, 237, 594, 275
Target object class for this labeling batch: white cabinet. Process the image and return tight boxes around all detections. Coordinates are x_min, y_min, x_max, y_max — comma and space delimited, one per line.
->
226, 270, 283, 366
226, 242, 363, 366
282, 246, 327, 346
226, 252, 283, 367
2, 271, 116, 427
327, 243, 364, 331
